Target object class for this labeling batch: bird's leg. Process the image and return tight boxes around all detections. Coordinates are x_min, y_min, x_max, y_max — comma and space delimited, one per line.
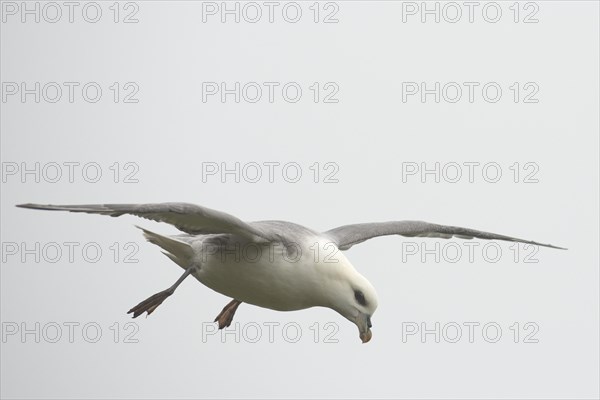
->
214, 299, 242, 329
127, 267, 194, 318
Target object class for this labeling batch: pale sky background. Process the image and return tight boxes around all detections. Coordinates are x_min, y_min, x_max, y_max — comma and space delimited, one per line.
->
1, 1, 598, 399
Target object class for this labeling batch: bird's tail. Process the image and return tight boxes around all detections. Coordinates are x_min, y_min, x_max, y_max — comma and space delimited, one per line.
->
135, 225, 194, 270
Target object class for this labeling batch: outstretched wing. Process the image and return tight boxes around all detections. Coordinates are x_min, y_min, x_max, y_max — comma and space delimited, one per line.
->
325, 221, 566, 250
16, 202, 271, 241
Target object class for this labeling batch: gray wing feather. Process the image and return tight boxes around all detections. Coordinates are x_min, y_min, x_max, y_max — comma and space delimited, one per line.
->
16, 202, 271, 240
325, 221, 566, 250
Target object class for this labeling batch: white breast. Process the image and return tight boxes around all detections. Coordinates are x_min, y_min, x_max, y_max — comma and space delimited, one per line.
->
192, 237, 351, 312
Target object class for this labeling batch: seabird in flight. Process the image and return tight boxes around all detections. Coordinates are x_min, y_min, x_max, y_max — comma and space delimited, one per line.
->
16, 202, 565, 343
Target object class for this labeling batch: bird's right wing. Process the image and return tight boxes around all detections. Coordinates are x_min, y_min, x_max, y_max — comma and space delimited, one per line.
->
16, 202, 271, 241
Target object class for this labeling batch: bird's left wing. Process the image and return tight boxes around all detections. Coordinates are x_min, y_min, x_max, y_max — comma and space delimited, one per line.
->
324, 221, 566, 250
16, 202, 271, 241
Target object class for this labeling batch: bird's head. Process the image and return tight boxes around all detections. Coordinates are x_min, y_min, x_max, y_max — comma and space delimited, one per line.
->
327, 269, 378, 344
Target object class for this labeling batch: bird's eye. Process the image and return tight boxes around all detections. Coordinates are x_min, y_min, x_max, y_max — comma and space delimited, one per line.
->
354, 290, 367, 306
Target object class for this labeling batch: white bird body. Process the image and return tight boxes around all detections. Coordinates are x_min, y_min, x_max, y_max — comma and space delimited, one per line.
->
16, 202, 564, 343
194, 237, 351, 312
147, 222, 375, 313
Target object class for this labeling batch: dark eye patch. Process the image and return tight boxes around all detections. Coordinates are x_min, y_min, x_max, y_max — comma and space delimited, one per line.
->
354, 290, 367, 306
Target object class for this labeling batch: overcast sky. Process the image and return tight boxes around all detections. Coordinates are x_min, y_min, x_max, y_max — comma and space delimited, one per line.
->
1, 1, 598, 399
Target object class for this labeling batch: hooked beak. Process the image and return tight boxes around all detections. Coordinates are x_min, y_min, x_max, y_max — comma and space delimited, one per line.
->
357, 314, 373, 344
